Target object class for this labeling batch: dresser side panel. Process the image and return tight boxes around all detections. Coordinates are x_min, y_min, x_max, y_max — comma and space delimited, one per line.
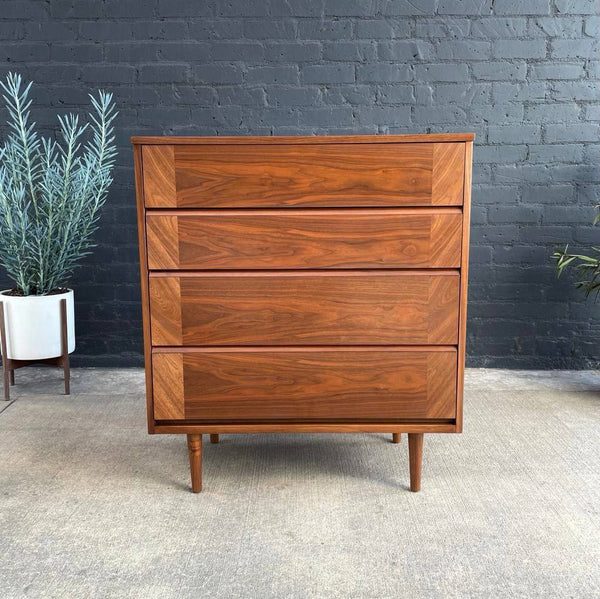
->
133, 145, 155, 433
456, 141, 473, 432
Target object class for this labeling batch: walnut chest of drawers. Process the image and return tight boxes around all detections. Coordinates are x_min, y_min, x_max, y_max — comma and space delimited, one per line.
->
133, 133, 473, 493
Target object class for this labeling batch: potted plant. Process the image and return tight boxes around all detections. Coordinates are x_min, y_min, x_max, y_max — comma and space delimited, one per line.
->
554, 207, 600, 299
0, 73, 117, 365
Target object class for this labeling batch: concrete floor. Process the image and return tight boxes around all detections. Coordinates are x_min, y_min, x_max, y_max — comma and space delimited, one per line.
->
0, 367, 599, 598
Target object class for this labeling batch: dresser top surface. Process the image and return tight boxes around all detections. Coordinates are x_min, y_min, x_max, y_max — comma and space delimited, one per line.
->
131, 133, 475, 146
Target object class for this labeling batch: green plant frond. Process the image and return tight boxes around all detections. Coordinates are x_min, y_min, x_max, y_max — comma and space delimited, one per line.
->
568, 255, 599, 264
0, 72, 117, 295
577, 279, 600, 299
555, 255, 578, 273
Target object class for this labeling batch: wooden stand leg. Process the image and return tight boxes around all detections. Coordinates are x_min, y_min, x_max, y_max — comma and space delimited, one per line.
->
408, 433, 423, 492
60, 299, 70, 395
210, 434, 219, 444
187, 434, 202, 493
1, 361, 8, 401
9, 369, 14, 386
392, 433, 401, 444
0, 301, 9, 401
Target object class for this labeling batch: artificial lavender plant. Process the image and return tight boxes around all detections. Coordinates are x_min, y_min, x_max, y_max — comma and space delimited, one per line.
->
0, 73, 117, 296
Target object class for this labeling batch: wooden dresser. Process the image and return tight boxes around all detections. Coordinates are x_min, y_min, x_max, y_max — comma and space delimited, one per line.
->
133, 133, 473, 493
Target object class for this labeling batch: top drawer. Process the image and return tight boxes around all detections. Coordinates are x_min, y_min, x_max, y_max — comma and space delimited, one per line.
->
142, 143, 465, 208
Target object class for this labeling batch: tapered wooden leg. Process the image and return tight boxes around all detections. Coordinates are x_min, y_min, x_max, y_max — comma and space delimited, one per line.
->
2, 361, 8, 401
0, 301, 9, 401
187, 434, 202, 492
408, 433, 423, 492
63, 357, 70, 395
392, 433, 401, 444
210, 434, 219, 444
9, 369, 14, 386
60, 299, 70, 395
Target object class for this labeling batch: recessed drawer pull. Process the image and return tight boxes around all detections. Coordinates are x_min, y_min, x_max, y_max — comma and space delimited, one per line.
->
152, 348, 458, 422
149, 272, 460, 346
142, 142, 465, 208
146, 209, 463, 270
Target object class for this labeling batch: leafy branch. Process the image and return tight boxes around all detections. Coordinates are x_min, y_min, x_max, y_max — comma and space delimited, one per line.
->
553, 206, 600, 300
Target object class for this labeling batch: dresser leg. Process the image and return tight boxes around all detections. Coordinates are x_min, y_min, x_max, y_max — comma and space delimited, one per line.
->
408, 433, 423, 492
210, 434, 219, 444
187, 434, 202, 493
392, 433, 401, 444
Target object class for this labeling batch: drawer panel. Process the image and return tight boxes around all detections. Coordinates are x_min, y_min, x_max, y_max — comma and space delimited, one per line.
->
143, 143, 464, 208
152, 348, 457, 421
146, 209, 463, 270
149, 272, 460, 346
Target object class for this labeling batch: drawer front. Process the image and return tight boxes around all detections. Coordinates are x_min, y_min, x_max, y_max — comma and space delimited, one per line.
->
152, 349, 457, 421
143, 143, 464, 208
146, 209, 463, 270
149, 272, 459, 346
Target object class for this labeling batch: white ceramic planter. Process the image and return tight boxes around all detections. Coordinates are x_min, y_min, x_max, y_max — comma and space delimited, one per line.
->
0, 289, 75, 360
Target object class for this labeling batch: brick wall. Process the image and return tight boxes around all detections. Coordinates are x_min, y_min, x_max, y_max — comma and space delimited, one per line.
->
0, 0, 599, 368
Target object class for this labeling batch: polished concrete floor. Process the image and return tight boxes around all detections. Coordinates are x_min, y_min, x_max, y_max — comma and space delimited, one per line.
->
1, 368, 599, 598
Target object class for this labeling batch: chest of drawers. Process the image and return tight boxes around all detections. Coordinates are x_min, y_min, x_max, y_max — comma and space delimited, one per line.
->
133, 133, 473, 493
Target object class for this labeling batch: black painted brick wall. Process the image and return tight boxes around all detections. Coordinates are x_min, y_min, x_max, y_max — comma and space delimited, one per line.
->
0, 0, 599, 368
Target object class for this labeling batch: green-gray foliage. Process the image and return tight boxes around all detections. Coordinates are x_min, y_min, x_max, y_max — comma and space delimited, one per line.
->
553, 207, 600, 300
0, 73, 117, 295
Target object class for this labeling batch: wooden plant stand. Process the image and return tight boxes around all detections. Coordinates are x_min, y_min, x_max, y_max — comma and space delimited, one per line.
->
0, 299, 70, 401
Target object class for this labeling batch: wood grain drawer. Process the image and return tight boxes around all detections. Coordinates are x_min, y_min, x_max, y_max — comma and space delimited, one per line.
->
152, 348, 457, 421
143, 143, 464, 208
149, 271, 459, 346
146, 209, 463, 270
